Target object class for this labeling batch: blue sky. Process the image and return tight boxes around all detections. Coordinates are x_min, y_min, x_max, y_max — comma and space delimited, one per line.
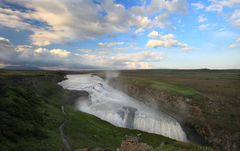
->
0, 0, 239, 70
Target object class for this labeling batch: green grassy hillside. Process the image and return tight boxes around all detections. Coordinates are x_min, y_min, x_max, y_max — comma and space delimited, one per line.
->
0, 70, 214, 151
0, 71, 65, 151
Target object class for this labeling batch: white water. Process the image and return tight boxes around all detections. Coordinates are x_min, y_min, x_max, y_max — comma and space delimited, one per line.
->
59, 74, 187, 141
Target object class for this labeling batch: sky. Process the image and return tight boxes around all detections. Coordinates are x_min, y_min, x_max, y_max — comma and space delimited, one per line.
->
0, 0, 239, 70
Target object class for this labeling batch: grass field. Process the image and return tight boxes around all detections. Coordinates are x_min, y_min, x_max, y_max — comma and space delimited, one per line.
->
119, 76, 201, 97
118, 69, 240, 98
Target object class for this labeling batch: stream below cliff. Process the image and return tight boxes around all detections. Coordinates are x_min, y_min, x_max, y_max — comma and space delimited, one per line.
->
59, 74, 187, 142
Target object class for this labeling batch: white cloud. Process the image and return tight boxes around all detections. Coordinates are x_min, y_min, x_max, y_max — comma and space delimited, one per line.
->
135, 28, 144, 34
0, 7, 32, 30
148, 30, 159, 38
230, 10, 240, 28
191, 2, 205, 10
97, 42, 125, 47
0, 1, 129, 46
111, 51, 164, 62
74, 51, 165, 69
0, 37, 17, 63
192, 1, 240, 12
146, 33, 192, 51
49, 49, 71, 58
0, 37, 78, 68
78, 49, 94, 53
124, 62, 152, 69
198, 24, 209, 30
0, 37, 10, 43
229, 37, 240, 48
136, 16, 151, 27
206, 0, 240, 12
97, 42, 145, 52
129, 0, 188, 18
198, 15, 207, 23
113, 47, 129, 51
152, 13, 170, 28
34, 48, 48, 54
0, 0, 190, 46
148, 0, 188, 14
16, 45, 33, 52
0, 37, 165, 69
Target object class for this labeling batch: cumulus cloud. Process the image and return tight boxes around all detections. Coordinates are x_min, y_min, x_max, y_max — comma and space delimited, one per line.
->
78, 49, 94, 53
197, 16, 208, 31
152, 13, 171, 28
0, 37, 11, 44
110, 51, 164, 62
0, 7, 32, 30
148, 30, 159, 38
135, 28, 144, 34
0, 0, 189, 46
229, 37, 240, 48
97, 42, 125, 47
192, 1, 240, 29
96, 42, 146, 52
74, 51, 165, 69
106, 51, 165, 69
206, 0, 240, 12
0, 37, 18, 63
198, 15, 207, 23
230, 10, 240, 28
0, 37, 165, 69
192, 0, 240, 12
146, 33, 192, 51
198, 24, 209, 30
49, 49, 70, 58
191, 2, 205, 10
0, 36, 82, 69
34, 48, 48, 54
146, 0, 188, 14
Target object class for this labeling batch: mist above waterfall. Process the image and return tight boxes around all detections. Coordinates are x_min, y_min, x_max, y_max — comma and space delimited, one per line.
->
105, 71, 119, 84
59, 74, 187, 142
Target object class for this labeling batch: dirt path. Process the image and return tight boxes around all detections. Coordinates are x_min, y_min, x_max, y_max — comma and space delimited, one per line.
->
59, 106, 72, 151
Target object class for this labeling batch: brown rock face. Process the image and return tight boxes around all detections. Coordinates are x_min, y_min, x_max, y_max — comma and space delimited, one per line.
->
119, 136, 152, 151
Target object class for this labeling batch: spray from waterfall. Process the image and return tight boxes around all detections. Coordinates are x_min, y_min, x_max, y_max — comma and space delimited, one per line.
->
105, 70, 119, 84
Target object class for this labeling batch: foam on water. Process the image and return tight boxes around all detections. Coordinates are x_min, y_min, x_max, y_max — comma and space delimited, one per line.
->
59, 74, 187, 141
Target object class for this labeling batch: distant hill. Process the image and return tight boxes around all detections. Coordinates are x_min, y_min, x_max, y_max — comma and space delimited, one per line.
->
2, 65, 42, 70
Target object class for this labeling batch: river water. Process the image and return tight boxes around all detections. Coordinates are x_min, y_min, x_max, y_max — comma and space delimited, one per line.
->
59, 74, 187, 141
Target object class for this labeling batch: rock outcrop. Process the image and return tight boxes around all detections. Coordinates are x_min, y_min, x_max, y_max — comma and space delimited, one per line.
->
119, 136, 152, 151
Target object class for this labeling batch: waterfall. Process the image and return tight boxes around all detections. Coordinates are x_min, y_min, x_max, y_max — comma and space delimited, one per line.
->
59, 74, 187, 142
